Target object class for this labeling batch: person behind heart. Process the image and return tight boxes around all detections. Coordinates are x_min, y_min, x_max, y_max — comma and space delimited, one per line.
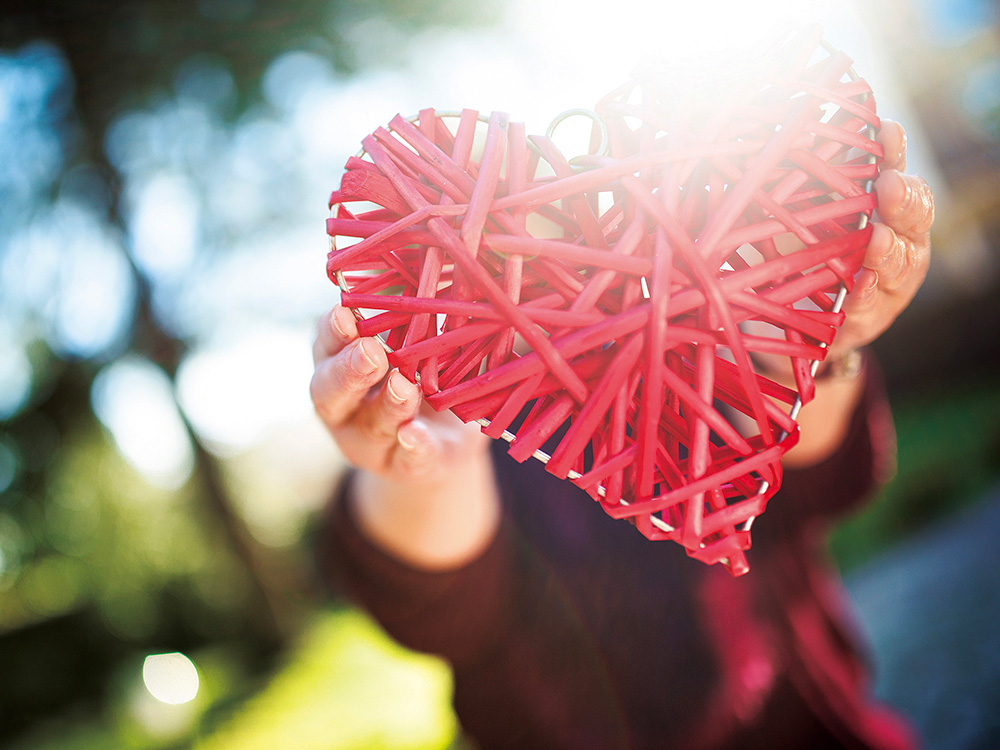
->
311, 111, 931, 749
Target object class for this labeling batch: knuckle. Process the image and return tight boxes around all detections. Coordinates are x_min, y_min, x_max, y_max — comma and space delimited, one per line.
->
309, 364, 335, 406
914, 178, 935, 234
368, 425, 398, 442
309, 356, 371, 426
361, 406, 405, 443
900, 174, 934, 235
339, 367, 368, 394
906, 240, 931, 280
877, 238, 909, 291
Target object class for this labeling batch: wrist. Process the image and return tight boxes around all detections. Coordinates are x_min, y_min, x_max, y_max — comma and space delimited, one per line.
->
753, 347, 866, 387
352, 449, 501, 570
815, 347, 866, 382
779, 348, 869, 467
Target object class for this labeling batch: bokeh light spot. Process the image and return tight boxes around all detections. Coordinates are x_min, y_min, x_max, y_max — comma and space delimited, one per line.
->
127, 172, 200, 280
175, 55, 236, 112
176, 328, 315, 453
91, 357, 195, 489
143, 652, 200, 705
262, 50, 334, 114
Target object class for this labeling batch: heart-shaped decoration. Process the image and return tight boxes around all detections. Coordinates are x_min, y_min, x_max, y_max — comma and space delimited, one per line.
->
326, 28, 882, 573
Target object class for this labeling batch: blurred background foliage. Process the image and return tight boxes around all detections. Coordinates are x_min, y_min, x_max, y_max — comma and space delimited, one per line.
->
0, 0, 998, 747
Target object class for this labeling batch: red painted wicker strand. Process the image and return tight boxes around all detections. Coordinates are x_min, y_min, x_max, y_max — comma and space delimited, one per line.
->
326, 28, 882, 573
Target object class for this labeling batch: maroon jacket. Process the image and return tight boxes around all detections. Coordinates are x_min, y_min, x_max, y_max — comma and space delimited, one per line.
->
320, 365, 915, 750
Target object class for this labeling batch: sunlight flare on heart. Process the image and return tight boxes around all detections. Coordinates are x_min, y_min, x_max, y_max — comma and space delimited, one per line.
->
513, 0, 839, 100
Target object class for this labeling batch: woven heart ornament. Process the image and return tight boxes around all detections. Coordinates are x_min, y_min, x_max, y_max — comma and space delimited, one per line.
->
326, 29, 882, 574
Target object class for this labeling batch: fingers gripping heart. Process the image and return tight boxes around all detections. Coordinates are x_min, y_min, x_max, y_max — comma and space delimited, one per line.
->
326, 28, 882, 572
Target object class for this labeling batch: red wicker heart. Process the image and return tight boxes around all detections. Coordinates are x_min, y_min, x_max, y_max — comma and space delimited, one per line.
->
326, 28, 882, 573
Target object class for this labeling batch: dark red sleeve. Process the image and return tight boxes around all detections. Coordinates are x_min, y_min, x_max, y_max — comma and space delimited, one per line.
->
316, 473, 519, 668
760, 355, 897, 538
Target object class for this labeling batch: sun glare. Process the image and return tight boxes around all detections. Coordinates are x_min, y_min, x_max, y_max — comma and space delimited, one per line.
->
514, 0, 836, 84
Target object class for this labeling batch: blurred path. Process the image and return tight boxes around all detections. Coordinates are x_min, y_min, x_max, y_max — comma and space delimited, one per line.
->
846, 482, 1000, 750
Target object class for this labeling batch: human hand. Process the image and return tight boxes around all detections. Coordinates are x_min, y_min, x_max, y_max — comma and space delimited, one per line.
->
310, 305, 490, 485
734, 121, 932, 465
831, 120, 933, 359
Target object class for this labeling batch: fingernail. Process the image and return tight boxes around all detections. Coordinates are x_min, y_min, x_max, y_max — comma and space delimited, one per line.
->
397, 427, 416, 452
352, 339, 379, 375
884, 237, 905, 269
386, 372, 408, 404
862, 270, 879, 295
889, 171, 912, 212
870, 224, 893, 263
900, 176, 913, 210
877, 170, 905, 215
331, 306, 354, 338
878, 232, 897, 267
853, 268, 876, 298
